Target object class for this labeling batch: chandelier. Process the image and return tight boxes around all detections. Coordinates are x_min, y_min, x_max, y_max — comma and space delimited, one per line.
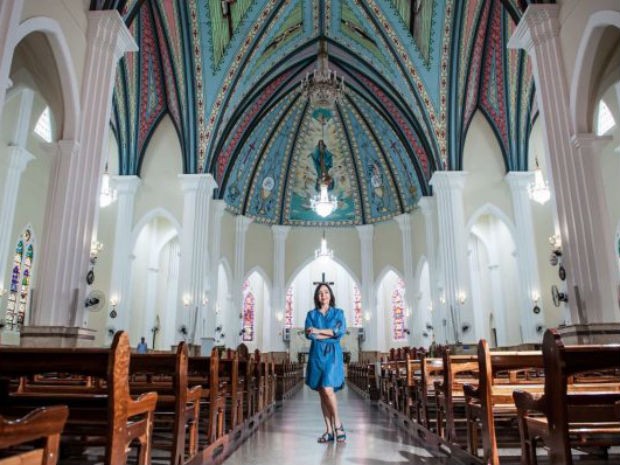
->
300, 38, 345, 108
315, 230, 334, 259
529, 157, 551, 205
311, 180, 338, 218
99, 163, 117, 208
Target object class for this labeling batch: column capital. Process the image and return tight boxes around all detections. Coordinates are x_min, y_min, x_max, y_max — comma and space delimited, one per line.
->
508, 4, 560, 53
393, 213, 412, 232
5, 145, 35, 171
356, 224, 374, 243
57, 139, 80, 157
271, 225, 290, 242
417, 196, 434, 217
429, 171, 467, 192
213, 199, 227, 215
505, 171, 535, 191
178, 173, 217, 194
4, 78, 12, 91
570, 133, 613, 152
235, 215, 253, 234
87, 10, 138, 62
112, 174, 141, 194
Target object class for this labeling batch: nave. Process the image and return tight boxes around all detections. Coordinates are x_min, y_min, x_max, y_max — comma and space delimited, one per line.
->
223, 386, 454, 465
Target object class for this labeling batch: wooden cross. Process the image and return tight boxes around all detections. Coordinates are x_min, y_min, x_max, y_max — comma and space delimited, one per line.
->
313, 272, 334, 287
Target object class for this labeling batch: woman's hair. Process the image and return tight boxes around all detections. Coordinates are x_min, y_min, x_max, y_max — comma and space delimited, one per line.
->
313, 283, 336, 309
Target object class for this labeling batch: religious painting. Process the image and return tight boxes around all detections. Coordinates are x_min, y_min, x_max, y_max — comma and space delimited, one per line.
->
286, 107, 357, 224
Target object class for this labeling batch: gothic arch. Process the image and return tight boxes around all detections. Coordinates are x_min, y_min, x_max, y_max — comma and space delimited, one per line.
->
130, 207, 181, 247
243, 266, 272, 290
570, 10, 620, 134
466, 203, 517, 240
286, 255, 360, 290
11, 17, 80, 140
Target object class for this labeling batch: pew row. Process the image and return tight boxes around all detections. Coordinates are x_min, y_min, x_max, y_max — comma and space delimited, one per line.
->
513, 329, 620, 465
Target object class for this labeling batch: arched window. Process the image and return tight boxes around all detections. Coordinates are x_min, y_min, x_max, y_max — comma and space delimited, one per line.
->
353, 284, 362, 327
242, 279, 255, 341
596, 100, 615, 135
6, 228, 34, 330
392, 278, 406, 341
34, 107, 52, 143
284, 287, 294, 328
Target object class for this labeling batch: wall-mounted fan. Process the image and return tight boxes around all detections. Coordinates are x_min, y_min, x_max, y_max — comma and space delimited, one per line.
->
85, 290, 106, 311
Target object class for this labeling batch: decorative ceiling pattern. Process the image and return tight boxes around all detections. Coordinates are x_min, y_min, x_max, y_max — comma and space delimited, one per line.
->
100, 0, 549, 225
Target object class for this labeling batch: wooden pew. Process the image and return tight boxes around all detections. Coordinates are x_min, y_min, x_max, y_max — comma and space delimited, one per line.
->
0, 331, 158, 465
513, 329, 620, 465
187, 349, 225, 446
434, 351, 478, 443
417, 355, 443, 431
129, 342, 201, 465
0, 406, 68, 465
463, 340, 544, 465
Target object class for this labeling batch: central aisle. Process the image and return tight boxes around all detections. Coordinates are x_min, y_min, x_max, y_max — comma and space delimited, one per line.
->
223, 386, 457, 465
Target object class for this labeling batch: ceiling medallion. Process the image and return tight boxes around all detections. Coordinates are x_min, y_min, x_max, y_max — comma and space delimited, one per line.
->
300, 38, 345, 109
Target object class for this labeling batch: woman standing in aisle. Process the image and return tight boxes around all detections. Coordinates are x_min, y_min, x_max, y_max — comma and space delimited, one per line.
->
305, 282, 347, 443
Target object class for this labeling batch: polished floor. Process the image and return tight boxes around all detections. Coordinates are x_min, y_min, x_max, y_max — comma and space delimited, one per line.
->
223, 386, 458, 465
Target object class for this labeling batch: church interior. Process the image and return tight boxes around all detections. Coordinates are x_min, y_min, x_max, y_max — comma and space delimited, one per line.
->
0, 0, 619, 464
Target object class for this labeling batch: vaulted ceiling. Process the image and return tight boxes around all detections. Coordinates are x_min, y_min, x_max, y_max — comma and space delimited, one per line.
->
100, 0, 548, 226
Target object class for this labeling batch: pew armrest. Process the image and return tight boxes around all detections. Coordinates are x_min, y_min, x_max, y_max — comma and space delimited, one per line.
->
462, 383, 478, 401
513, 390, 545, 415
188, 385, 202, 403
127, 391, 158, 417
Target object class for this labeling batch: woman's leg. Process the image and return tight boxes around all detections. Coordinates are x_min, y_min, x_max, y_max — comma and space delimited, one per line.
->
318, 388, 334, 434
322, 387, 341, 430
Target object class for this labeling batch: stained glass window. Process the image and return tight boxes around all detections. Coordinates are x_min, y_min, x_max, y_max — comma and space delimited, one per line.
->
353, 284, 363, 327
284, 287, 294, 328
392, 278, 406, 340
242, 279, 255, 342
5, 228, 34, 330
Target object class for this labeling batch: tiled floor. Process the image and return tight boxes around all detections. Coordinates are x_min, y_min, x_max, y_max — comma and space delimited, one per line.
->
223, 386, 459, 465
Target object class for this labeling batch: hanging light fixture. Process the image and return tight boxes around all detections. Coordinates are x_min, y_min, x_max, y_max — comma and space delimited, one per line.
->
99, 163, 117, 208
529, 157, 551, 205
310, 181, 338, 218
300, 37, 345, 108
315, 230, 334, 259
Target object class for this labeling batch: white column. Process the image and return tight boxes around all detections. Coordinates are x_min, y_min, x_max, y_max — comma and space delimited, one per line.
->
106, 175, 140, 331
33, 11, 136, 327
357, 225, 380, 350
233, 215, 252, 346
418, 197, 441, 346
0, 0, 23, 123
177, 174, 217, 343
206, 200, 226, 335
570, 134, 618, 322
510, 5, 620, 323
505, 172, 546, 341
429, 171, 473, 343
269, 225, 290, 351
393, 213, 416, 345
0, 88, 35, 288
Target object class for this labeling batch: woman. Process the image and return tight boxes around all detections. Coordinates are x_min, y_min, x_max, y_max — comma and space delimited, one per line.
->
305, 282, 347, 443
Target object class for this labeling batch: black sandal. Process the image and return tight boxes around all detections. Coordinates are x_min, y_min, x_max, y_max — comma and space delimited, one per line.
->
335, 424, 346, 442
317, 431, 334, 443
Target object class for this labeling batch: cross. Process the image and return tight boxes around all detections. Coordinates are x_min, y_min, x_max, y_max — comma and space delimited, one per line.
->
313, 272, 334, 287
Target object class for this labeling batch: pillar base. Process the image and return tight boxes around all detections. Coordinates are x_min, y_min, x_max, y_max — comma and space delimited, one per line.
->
20, 326, 96, 348
0, 328, 20, 346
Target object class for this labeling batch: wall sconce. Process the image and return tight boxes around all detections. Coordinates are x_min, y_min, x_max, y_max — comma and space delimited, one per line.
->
183, 295, 191, 307
549, 234, 562, 250
364, 311, 371, 322
457, 291, 467, 305
215, 304, 220, 315
275, 311, 284, 322
531, 291, 541, 314
90, 240, 103, 264
404, 307, 411, 318
0, 287, 6, 297
439, 295, 446, 305
202, 295, 208, 306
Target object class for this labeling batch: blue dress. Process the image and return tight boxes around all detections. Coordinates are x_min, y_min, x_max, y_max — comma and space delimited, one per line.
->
305, 307, 347, 391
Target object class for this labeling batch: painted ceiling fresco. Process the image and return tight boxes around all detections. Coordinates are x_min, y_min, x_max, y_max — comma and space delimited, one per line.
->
103, 0, 550, 226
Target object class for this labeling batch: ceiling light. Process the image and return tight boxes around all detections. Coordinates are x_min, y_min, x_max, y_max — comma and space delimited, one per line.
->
529, 157, 550, 205
310, 182, 338, 218
300, 38, 345, 108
